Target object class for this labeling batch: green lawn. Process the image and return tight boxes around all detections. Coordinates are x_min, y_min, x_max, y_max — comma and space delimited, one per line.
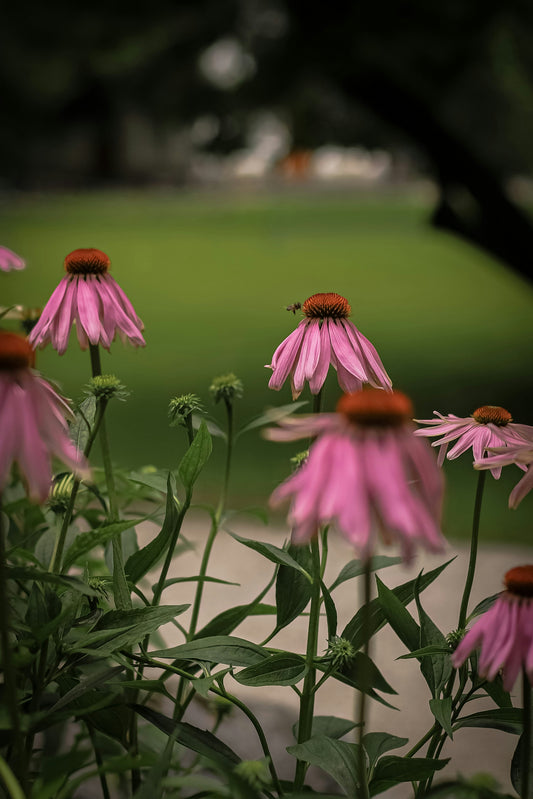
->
2, 189, 533, 543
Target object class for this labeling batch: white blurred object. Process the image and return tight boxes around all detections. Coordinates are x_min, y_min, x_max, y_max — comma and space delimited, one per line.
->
198, 38, 255, 90
311, 145, 391, 181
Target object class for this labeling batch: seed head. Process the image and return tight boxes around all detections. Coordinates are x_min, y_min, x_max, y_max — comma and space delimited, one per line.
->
64, 248, 110, 276
504, 565, 533, 598
337, 388, 413, 427
302, 292, 351, 319
446, 628, 465, 651
0, 331, 34, 370
472, 405, 512, 426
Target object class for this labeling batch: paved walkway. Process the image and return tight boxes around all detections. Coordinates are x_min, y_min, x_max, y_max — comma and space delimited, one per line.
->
140, 513, 531, 796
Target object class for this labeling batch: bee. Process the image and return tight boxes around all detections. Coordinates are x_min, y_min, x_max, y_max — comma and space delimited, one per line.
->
285, 302, 301, 314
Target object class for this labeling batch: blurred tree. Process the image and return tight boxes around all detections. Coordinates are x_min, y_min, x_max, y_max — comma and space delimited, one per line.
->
2, 0, 533, 277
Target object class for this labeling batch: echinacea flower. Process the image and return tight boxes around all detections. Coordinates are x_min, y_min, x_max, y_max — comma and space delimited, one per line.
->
266, 388, 445, 563
0, 245, 25, 272
452, 565, 533, 690
414, 406, 533, 479
29, 248, 145, 355
0, 332, 89, 503
267, 292, 392, 399
474, 441, 533, 508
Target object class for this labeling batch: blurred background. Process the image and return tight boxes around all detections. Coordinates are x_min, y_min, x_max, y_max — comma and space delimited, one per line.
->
1, 0, 533, 542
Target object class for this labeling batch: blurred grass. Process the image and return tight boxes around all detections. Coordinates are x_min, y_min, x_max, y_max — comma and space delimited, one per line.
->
1, 188, 532, 543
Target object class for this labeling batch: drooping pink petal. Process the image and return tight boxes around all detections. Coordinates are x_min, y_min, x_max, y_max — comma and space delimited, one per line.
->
342, 320, 393, 390
328, 320, 367, 381
29, 277, 70, 348
308, 320, 332, 394
76, 276, 106, 345
0, 246, 25, 272
509, 466, 533, 508
267, 322, 307, 391
293, 321, 321, 396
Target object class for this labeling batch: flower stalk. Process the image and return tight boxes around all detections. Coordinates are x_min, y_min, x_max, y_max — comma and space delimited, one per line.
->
458, 470, 487, 629
356, 560, 372, 799
523, 670, 532, 799
294, 536, 322, 792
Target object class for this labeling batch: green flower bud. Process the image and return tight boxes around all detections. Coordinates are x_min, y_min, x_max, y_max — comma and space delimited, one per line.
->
168, 393, 204, 427
48, 473, 75, 514
290, 449, 309, 471
209, 373, 243, 404
446, 628, 465, 651
85, 375, 128, 402
326, 635, 357, 668
233, 759, 271, 789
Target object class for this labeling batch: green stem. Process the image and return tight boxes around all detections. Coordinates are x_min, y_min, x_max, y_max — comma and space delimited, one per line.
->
49, 399, 106, 573
188, 397, 234, 640
86, 723, 111, 799
405, 724, 438, 758
523, 670, 532, 799
152, 498, 191, 608
0, 500, 23, 783
89, 344, 130, 610
356, 560, 372, 799
294, 537, 322, 791
0, 754, 25, 799
458, 470, 486, 629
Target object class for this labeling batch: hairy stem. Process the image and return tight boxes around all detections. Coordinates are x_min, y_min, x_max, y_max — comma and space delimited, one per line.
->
294, 537, 322, 791
458, 470, 486, 629
356, 560, 372, 799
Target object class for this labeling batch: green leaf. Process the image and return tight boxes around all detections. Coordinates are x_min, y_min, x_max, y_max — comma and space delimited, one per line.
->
321, 579, 337, 640
195, 603, 276, 639
481, 674, 512, 708
370, 755, 449, 795
25, 583, 61, 636
157, 575, 239, 588
274, 543, 313, 633
133, 704, 241, 769
234, 654, 307, 686
178, 421, 212, 493
128, 470, 176, 495
414, 574, 452, 697
467, 593, 500, 623
331, 651, 397, 696
48, 667, 124, 714
330, 556, 401, 591
398, 644, 452, 660
511, 733, 533, 799
7, 567, 98, 597
430, 697, 453, 739
126, 474, 180, 584
62, 519, 145, 570
342, 559, 454, 650
453, 708, 522, 735
422, 778, 516, 798
293, 716, 358, 741
287, 736, 362, 795
151, 635, 269, 666
67, 605, 188, 656
69, 395, 96, 452
363, 732, 408, 771
229, 532, 312, 581
376, 575, 420, 652
235, 401, 308, 439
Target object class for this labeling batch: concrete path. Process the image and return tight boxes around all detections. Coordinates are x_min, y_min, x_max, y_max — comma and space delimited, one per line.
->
140, 513, 531, 796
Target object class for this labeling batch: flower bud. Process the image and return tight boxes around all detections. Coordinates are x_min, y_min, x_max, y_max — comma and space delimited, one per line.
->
326, 635, 356, 668
233, 759, 271, 789
209, 373, 243, 404
168, 393, 204, 427
85, 375, 128, 402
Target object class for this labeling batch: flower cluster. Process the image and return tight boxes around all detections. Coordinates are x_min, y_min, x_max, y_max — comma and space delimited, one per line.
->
267, 292, 392, 399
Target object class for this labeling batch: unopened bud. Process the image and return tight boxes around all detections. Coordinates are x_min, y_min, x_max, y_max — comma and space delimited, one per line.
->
209, 373, 243, 404
168, 393, 204, 427
86, 375, 128, 401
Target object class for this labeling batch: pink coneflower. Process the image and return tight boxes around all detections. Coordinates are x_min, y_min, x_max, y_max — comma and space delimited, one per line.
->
267, 388, 445, 563
474, 441, 533, 508
0, 245, 25, 272
29, 248, 145, 355
267, 292, 392, 400
0, 332, 89, 503
413, 406, 532, 479
452, 565, 533, 690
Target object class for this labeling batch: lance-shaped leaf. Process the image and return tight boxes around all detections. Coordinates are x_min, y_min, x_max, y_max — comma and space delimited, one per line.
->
151, 635, 269, 667
178, 421, 212, 493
